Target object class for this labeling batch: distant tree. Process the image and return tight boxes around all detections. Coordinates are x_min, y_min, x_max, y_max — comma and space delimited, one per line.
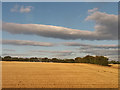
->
64, 59, 74, 63
4, 56, 11, 59
108, 60, 120, 64
3, 56, 12, 61
83, 55, 95, 63
51, 58, 58, 62
41, 57, 49, 62
0, 56, 2, 61
12, 57, 19, 61
95, 56, 108, 66
30, 57, 38, 62
18, 58, 24, 61
75, 57, 82, 63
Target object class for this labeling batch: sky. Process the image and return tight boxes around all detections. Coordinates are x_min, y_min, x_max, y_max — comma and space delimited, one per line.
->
2, 2, 118, 60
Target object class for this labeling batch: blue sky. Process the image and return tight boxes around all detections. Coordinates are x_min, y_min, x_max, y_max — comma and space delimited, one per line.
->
2, 2, 118, 60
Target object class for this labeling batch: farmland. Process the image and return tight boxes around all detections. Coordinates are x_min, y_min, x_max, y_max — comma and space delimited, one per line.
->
2, 61, 118, 88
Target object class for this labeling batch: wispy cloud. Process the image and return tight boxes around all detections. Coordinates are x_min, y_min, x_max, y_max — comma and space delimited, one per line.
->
79, 48, 118, 60
88, 8, 98, 13
3, 9, 117, 40
2, 39, 55, 47
78, 45, 118, 60
63, 42, 118, 60
63, 42, 118, 49
53, 52, 75, 58
3, 49, 16, 52
10, 5, 33, 13
10, 5, 19, 12
2, 53, 32, 57
30, 50, 75, 58
31, 50, 73, 54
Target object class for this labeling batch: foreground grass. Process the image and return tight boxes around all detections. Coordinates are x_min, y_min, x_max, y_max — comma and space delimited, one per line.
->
2, 61, 118, 88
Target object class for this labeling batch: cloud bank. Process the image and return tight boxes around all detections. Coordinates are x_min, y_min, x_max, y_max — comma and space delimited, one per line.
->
85, 11, 118, 40
31, 50, 73, 53
3, 9, 118, 40
63, 42, 118, 49
79, 48, 118, 60
63, 42, 118, 60
2, 40, 55, 47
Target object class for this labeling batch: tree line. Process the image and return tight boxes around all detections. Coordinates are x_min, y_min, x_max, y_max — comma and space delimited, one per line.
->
108, 60, 120, 64
0, 55, 115, 66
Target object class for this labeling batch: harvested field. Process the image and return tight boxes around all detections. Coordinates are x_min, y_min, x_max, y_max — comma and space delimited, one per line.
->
2, 61, 118, 88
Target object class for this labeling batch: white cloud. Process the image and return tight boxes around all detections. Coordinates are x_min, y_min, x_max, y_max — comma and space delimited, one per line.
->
2, 22, 93, 40
20, 6, 33, 13
2, 39, 55, 47
3, 9, 117, 40
10, 5, 19, 12
10, 5, 33, 13
88, 8, 98, 13
85, 11, 118, 40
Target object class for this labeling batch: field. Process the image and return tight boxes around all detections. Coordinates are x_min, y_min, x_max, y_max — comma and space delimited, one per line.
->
2, 61, 119, 88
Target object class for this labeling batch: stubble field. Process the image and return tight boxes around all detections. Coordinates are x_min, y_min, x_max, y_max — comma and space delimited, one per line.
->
2, 61, 119, 88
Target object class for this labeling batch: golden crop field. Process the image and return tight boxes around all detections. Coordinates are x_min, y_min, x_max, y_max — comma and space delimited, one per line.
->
2, 61, 119, 88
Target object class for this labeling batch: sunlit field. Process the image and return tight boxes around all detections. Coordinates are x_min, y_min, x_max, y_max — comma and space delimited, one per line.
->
2, 61, 118, 88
